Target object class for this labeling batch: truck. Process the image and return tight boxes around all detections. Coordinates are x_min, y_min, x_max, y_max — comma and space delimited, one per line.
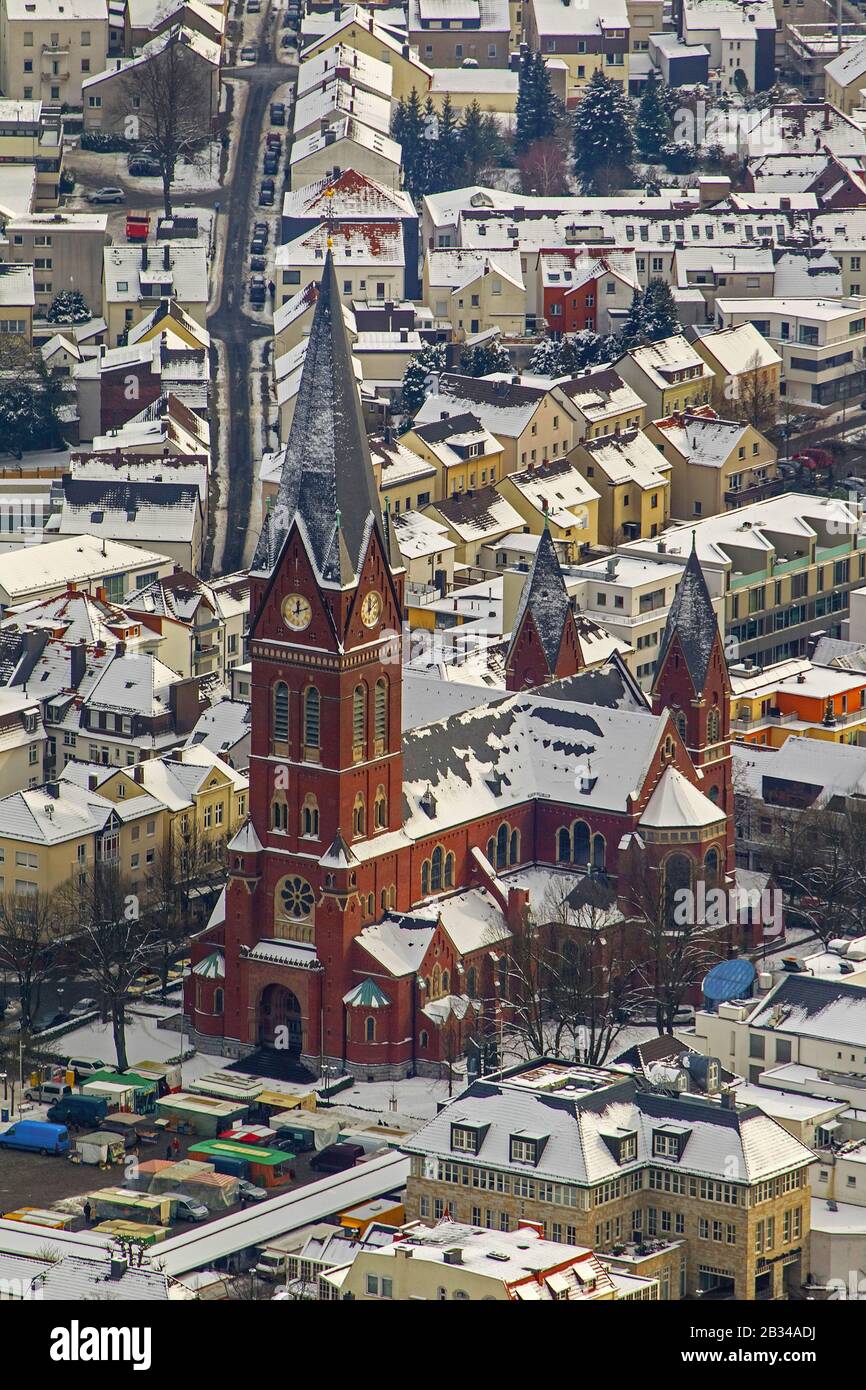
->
125, 209, 150, 242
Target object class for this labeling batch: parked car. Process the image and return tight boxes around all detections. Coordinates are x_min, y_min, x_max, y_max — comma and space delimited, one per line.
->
237, 1180, 268, 1203
31, 1009, 69, 1032
128, 972, 161, 997
265, 131, 282, 150
247, 0, 261, 9
270, 101, 286, 125
165, 1193, 209, 1222
86, 187, 124, 204
250, 234, 267, 256
250, 255, 266, 272
23, 1080, 73, 1105
253, 221, 269, 240
254, 1248, 289, 1281
309, 1142, 365, 1174
47, 1094, 109, 1129
128, 155, 161, 177
263, 150, 280, 176
0, 1120, 69, 1155
249, 275, 267, 305
66, 1055, 108, 1079
258, 182, 275, 206
240, 44, 257, 61
68, 998, 100, 1020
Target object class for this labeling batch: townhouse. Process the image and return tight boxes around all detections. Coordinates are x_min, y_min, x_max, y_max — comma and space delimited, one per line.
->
614, 335, 716, 421
406, 0, 510, 69
401, 412, 505, 500
525, 0, 630, 106
300, 6, 433, 102
423, 249, 525, 339
539, 250, 638, 337
370, 432, 438, 518
281, 169, 419, 294
497, 456, 600, 557
275, 220, 405, 309
691, 321, 782, 425
645, 407, 779, 519
569, 428, 671, 545
553, 367, 646, 442
0, 689, 46, 795
825, 37, 866, 115
102, 242, 209, 346
414, 372, 571, 476
422, 485, 525, 566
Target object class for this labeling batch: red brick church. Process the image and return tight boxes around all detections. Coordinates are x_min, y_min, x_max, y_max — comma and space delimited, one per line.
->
185, 255, 736, 1080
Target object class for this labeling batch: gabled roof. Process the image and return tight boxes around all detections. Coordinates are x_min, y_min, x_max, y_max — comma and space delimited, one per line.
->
252, 252, 385, 586
654, 544, 720, 695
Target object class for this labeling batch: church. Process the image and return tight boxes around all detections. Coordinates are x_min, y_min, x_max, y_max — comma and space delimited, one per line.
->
185, 254, 737, 1080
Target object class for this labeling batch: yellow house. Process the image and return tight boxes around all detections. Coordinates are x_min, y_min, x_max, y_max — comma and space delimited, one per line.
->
401, 412, 504, 500
553, 367, 646, 443
370, 433, 440, 519
645, 406, 779, 520
424, 249, 525, 339
423, 485, 525, 567
825, 43, 866, 116
0, 261, 34, 344
569, 429, 670, 545
497, 456, 600, 559
614, 335, 715, 421
301, 7, 433, 100
413, 373, 573, 478
692, 322, 782, 429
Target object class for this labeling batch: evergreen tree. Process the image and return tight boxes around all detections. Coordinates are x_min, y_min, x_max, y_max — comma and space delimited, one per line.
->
394, 87, 427, 198
635, 71, 669, 162
400, 342, 446, 414
641, 278, 679, 342
572, 71, 635, 193
45, 289, 90, 325
515, 50, 559, 153
514, 48, 536, 155
460, 101, 504, 183
618, 288, 647, 350
460, 339, 512, 376
427, 94, 462, 194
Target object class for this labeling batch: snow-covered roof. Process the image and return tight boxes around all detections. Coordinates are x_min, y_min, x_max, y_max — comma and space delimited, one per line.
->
0, 535, 169, 601
579, 429, 670, 491
356, 914, 435, 976
0, 263, 34, 308
639, 766, 725, 830
282, 168, 414, 222
694, 322, 780, 375
276, 220, 405, 269
290, 117, 401, 169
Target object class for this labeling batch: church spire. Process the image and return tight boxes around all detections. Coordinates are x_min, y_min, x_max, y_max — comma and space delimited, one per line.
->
251, 251, 385, 586
653, 543, 720, 695
505, 527, 580, 688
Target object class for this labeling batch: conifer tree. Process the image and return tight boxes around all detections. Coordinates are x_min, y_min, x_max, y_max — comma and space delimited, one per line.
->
572, 71, 635, 193
635, 71, 670, 161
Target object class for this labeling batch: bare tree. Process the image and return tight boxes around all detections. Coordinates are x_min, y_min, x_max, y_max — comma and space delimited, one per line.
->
0, 889, 62, 1032
733, 351, 779, 434
119, 29, 214, 218
759, 800, 866, 944
516, 138, 570, 197
145, 823, 227, 992
57, 863, 158, 1070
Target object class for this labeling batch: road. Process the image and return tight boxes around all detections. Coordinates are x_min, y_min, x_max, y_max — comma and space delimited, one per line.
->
211, 5, 297, 576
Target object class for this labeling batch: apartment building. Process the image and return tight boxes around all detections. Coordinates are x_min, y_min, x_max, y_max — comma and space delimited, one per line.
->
0, 534, 172, 612
526, 0, 630, 106
0, 689, 45, 795
423, 485, 524, 566
126, 569, 248, 683
569, 429, 671, 545
714, 296, 866, 410
729, 655, 866, 747
553, 368, 646, 442
402, 1063, 814, 1300
0, 261, 34, 341
289, 117, 402, 195
0, 0, 109, 107
424, 249, 525, 338
645, 407, 779, 519
622, 494, 866, 668
0, 99, 63, 208
407, 0, 510, 69
370, 433, 438, 517
414, 373, 571, 477
681, 0, 776, 94
0, 211, 108, 317
614, 335, 715, 420
825, 37, 866, 115
275, 221, 405, 309
539, 250, 638, 337
82, 25, 220, 133
48, 477, 204, 574
300, 6, 433, 102
401, 413, 504, 501
102, 242, 209, 346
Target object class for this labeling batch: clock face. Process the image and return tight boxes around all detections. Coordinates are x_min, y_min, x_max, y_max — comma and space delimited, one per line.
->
361, 590, 382, 628
282, 592, 312, 632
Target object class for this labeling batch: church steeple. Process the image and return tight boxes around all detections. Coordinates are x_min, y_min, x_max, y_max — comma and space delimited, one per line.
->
652, 543, 721, 699
252, 251, 385, 587
505, 526, 582, 690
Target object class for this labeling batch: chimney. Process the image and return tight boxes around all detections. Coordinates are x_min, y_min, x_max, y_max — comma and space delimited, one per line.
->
133, 763, 144, 783
88, 774, 98, 790
169, 676, 201, 734
70, 638, 87, 688
163, 243, 170, 269
517, 1219, 544, 1236
141, 245, 148, 271
116, 639, 126, 657
109, 1257, 127, 1281
45, 781, 60, 799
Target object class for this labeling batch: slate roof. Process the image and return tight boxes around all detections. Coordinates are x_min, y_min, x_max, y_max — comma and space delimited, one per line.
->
654, 544, 719, 694
507, 526, 572, 674
252, 253, 385, 586
402, 1077, 814, 1186
747, 974, 866, 1046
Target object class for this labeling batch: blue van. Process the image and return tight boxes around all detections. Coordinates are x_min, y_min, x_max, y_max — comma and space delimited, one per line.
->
0, 1120, 70, 1155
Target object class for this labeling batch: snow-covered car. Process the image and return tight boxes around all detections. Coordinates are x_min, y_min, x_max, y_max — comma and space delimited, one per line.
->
68, 997, 100, 1019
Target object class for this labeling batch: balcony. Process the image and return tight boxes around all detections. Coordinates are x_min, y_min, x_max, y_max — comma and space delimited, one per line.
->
725, 477, 784, 507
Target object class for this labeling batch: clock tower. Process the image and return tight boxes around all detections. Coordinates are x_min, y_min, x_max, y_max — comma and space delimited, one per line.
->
216, 252, 406, 1071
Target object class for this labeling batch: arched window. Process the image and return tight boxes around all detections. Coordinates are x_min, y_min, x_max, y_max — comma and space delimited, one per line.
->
353, 683, 367, 753
367, 893, 375, 916
352, 792, 366, 838
273, 682, 289, 745
709, 785, 720, 803
592, 833, 605, 872
420, 1029, 429, 1049
301, 794, 319, 838
445, 851, 455, 887
674, 710, 687, 741
572, 821, 590, 865
509, 829, 519, 866
271, 797, 288, 832
664, 853, 693, 921
558, 827, 571, 862
466, 966, 477, 998
707, 707, 721, 744
421, 860, 430, 896
374, 785, 387, 830
496, 823, 509, 870
432, 963, 441, 997
375, 677, 388, 746
303, 687, 320, 748
380, 887, 388, 912
441, 969, 450, 994
431, 845, 444, 892
365, 1016, 375, 1042
214, 988, 224, 1014
704, 847, 720, 887
486, 837, 495, 864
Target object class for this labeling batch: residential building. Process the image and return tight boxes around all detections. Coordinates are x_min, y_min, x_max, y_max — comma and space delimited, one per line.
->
680, 0, 776, 93
82, 25, 220, 133
300, 6, 433, 101
0, 0, 109, 107
614, 335, 715, 421
553, 367, 646, 443
423, 249, 525, 338
645, 407, 779, 520
569, 429, 670, 545
0, 261, 34, 342
423, 485, 525, 566
0, 534, 172, 612
281, 169, 419, 297
275, 220, 405, 309
539, 250, 638, 336
289, 117, 402, 193
406, 0, 510, 69
691, 322, 782, 424
714, 295, 866, 410
0, 689, 46, 794
369, 433, 438, 518
729, 655, 866, 747
525, 0, 630, 107
101, 242, 209, 346
123, 570, 241, 681
0, 99, 63, 208
413, 373, 571, 476
401, 413, 504, 500
825, 37, 866, 115
0, 211, 108, 318
47, 476, 204, 573
497, 456, 600, 558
